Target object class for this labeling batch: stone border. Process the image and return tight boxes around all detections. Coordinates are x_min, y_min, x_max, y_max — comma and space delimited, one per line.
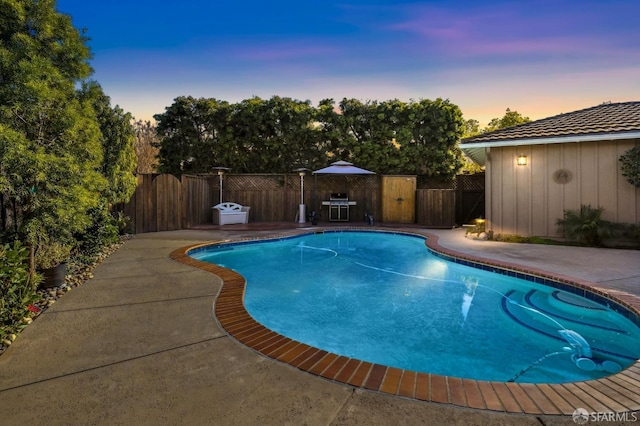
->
170, 227, 640, 416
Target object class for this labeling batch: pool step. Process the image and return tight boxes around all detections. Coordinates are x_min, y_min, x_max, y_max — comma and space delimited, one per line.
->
501, 289, 638, 362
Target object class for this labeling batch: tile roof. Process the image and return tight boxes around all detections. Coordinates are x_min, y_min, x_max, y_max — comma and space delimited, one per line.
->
462, 101, 640, 145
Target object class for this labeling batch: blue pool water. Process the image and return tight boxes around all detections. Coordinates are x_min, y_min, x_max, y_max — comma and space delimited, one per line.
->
191, 231, 640, 383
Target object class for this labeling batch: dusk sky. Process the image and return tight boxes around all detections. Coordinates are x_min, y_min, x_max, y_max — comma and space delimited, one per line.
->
56, 0, 640, 126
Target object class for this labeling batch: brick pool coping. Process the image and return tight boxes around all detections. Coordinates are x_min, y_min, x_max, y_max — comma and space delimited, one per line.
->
170, 227, 640, 416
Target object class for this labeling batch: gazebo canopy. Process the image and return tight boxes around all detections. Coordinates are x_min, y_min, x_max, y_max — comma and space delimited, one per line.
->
312, 160, 375, 175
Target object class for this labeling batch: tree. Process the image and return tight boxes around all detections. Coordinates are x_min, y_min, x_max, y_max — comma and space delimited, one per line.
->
401, 98, 465, 178
155, 95, 325, 174
154, 95, 466, 178
484, 108, 530, 132
320, 98, 464, 178
331, 98, 403, 174
0, 0, 107, 247
79, 81, 137, 204
133, 120, 159, 174
154, 96, 231, 175
217, 96, 324, 173
315, 98, 350, 163
619, 146, 640, 188
463, 119, 480, 138
262, 96, 322, 172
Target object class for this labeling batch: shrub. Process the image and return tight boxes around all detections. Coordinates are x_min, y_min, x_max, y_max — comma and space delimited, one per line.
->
113, 211, 132, 235
0, 242, 40, 342
614, 222, 640, 246
619, 146, 640, 187
34, 242, 72, 269
622, 223, 640, 240
493, 234, 530, 243
75, 201, 119, 259
556, 205, 617, 247
493, 234, 563, 245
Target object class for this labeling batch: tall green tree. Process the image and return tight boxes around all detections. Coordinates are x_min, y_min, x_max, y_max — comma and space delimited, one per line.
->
463, 119, 480, 137
222, 96, 323, 173
401, 98, 465, 178
79, 81, 137, 204
484, 108, 530, 131
155, 95, 325, 174
315, 98, 349, 163
154, 96, 231, 175
155, 95, 465, 179
332, 98, 406, 174
319, 98, 464, 178
0, 0, 106, 248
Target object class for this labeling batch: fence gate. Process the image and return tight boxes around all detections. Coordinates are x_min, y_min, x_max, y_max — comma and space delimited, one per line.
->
123, 174, 183, 233
153, 174, 182, 231
381, 176, 416, 223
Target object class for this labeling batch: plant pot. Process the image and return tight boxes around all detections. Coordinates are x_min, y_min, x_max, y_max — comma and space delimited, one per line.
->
41, 263, 67, 288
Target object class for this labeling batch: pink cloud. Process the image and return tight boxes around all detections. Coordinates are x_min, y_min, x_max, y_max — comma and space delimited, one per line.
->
382, 4, 611, 58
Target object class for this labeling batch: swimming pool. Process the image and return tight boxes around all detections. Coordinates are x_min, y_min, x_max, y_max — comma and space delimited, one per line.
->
190, 230, 640, 384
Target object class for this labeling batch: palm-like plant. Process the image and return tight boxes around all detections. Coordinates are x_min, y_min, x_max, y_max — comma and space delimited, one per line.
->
556, 205, 616, 247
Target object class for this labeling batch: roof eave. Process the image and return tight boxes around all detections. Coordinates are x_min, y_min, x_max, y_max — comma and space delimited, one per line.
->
461, 131, 640, 149
460, 131, 640, 167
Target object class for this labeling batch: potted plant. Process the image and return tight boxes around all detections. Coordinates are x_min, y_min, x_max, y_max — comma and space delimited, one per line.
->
35, 243, 72, 288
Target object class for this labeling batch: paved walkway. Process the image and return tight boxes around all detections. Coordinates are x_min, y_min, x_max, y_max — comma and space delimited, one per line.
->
0, 226, 638, 425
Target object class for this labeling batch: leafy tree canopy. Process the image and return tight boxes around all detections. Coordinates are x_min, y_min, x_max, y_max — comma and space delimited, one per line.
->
154, 96, 466, 180
0, 0, 137, 249
484, 108, 530, 132
79, 81, 137, 203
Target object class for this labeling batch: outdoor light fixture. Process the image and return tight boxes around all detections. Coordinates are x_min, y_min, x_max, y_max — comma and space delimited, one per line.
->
517, 155, 528, 166
293, 167, 309, 223
212, 166, 230, 204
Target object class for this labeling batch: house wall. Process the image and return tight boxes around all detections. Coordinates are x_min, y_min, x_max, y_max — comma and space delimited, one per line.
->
485, 139, 640, 237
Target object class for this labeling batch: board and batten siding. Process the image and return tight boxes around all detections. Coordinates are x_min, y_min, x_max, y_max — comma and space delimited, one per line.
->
485, 139, 640, 237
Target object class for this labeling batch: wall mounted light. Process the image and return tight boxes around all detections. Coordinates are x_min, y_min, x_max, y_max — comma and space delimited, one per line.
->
517, 155, 528, 166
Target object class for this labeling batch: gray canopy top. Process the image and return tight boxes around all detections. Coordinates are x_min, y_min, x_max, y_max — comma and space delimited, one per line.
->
312, 160, 375, 175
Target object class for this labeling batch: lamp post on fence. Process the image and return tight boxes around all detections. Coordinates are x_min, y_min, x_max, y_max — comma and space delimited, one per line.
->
212, 166, 230, 204
293, 168, 309, 223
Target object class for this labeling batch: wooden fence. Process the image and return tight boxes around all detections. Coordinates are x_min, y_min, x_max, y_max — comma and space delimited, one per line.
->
455, 174, 485, 224
120, 173, 484, 233
122, 174, 183, 233
416, 189, 456, 227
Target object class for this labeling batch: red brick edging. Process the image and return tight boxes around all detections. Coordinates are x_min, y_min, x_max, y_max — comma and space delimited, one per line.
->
170, 227, 640, 416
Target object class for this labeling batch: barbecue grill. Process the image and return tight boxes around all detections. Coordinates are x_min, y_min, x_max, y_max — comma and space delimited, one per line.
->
321, 192, 356, 221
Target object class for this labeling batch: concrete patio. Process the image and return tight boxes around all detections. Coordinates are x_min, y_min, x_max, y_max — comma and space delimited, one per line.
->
0, 225, 638, 425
